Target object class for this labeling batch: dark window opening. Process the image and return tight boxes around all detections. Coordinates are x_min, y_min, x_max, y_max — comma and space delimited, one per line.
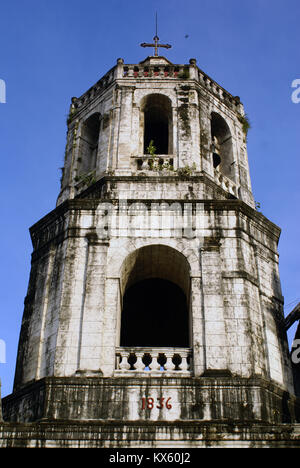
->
144, 106, 169, 155
78, 113, 100, 175
211, 112, 234, 180
120, 278, 189, 348
213, 152, 221, 169
142, 94, 172, 155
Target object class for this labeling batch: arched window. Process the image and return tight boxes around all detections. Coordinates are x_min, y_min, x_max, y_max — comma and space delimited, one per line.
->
211, 112, 234, 181
121, 278, 188, 347
78, 113, 100, 175
141, 94, 173, 155
119, 245, 190, 349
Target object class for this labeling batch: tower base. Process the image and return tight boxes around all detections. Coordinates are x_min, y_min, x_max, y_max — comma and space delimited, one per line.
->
1, 375, 300, 447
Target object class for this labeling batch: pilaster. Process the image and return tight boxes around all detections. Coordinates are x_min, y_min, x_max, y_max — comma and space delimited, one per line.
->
200, 238, 228, 372
76, 234, 109, 374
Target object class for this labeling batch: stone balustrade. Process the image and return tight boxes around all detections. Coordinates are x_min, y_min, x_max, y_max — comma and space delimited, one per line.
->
69, 60, 242, 124
214, 169, 239, 197
115, 347, 192, 375
69, 67, 116, 114
132, 155, 174, 172
122, 65, 187, 79
122, 64, 241, 110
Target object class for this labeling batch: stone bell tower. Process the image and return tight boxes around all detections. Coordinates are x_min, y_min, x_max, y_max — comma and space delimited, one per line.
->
1, 44, 300, 447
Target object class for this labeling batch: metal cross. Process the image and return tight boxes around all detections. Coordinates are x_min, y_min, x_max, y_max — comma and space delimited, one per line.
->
140, 13, 172, 57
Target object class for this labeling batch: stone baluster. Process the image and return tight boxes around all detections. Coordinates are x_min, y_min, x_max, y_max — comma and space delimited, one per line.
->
141, 159, 149, 170
189, 58, 197, 80
115, 348, 192, 374
164, 352, 176, 371
180, 353, 189, 372
149, 353, 161, 371
119, 350, 130, 370
134, 352, 145, 371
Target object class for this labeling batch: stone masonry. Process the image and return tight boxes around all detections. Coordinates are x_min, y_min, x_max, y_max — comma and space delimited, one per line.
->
1, 55, 299, 448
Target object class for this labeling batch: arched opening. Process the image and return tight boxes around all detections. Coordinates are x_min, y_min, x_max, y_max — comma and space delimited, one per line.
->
120, 278, 189, 347
78, 113, 100, 175
211, 112, 234, 181
141, 94, 173, 155
119, 245, 190, 349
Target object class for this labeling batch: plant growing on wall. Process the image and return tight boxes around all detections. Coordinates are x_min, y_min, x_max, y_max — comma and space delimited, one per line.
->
147, 140, 158, 170
67, 107, 79, 125
255, 201, 261, 211
74, 170, 96, 187
161, 160, 174, 172
238, 114, 251, 137
147, 140, 156, 156
176, 163, 197, 177
178, 104, 191, 137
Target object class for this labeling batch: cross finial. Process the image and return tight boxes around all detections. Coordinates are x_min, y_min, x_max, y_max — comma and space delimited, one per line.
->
140, 13, 172, 57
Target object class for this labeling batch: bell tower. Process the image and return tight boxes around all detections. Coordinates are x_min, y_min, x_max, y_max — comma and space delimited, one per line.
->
2, 47, 300, 447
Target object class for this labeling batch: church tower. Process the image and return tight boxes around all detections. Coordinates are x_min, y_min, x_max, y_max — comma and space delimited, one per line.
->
1, 41, 300, 447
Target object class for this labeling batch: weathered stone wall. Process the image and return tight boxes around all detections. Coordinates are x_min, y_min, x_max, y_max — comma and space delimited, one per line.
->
1, 419, 300, 448
3, 55, 298, 449
11, 194, 294, 396
57, 56, 254, 209
3, 376, 300, 424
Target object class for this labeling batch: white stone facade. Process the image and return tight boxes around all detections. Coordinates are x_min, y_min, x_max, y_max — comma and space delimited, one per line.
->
58, 56, 254, 208
13, 196, 294, 395
9, 56, 297, 430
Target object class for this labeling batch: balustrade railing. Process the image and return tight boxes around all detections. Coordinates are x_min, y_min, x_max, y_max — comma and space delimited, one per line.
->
121, 64, 242, 110
70, 62, 242, 122
123, 65, 184, 79
132, 155, 174, 172
214, 169, 239, 197
115, 347, 192, 375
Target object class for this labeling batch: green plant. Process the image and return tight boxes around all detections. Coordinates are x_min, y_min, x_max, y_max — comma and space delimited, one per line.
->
147, 140, 159, 170
146, 140, 156, 156
238, 114, 251, 137
176, 163, 197, 177
67, 108, 78, 125
74, 170, 96, 187
178, 104, 191, 137
161, 161, 174, 172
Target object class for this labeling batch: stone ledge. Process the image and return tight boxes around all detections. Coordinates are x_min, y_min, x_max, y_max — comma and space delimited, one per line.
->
3, 375, 300, 425
0, 420, 300, 448
29, 193, 280, 256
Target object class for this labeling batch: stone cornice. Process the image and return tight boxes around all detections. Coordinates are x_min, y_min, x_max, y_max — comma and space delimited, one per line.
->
76, 173, 230, 200
29, 192, 281, 257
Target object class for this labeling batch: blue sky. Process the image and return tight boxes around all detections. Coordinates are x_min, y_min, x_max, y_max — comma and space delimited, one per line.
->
0, 0, 299, 397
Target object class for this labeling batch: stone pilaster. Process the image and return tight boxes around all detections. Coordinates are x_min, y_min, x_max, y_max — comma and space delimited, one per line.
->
100, 277, 120, 376
76, 234, 109, 374
190, 276, 205, 376
201, 238, 228, 373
